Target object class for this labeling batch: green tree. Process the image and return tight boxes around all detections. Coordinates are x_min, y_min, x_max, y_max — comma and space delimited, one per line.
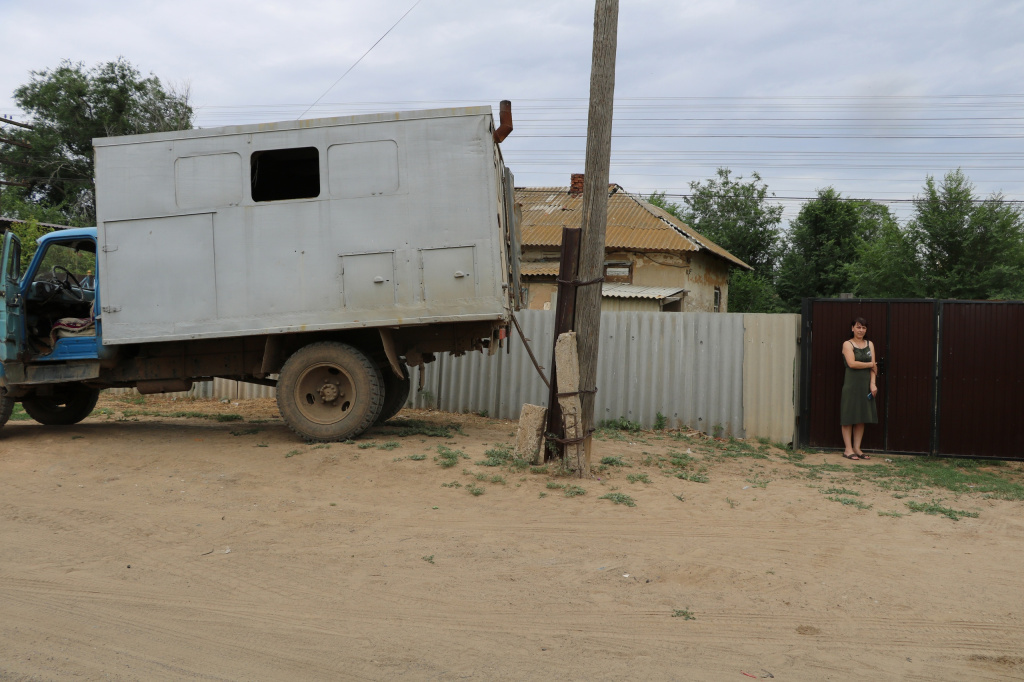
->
0, 58, 192, 224
645, 191, 684, 220
681, 168, 784, 272
776, 188, 894, 309
904, 170, 1024, 300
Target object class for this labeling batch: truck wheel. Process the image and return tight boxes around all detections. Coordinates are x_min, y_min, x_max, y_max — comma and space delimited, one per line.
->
0, 391, 15, 429
375, 367, 411, 425
21, 385, 100, 426
277, 342, 384, 442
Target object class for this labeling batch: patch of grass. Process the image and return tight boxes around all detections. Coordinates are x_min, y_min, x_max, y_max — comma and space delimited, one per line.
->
673, 493, 685, 502
563, 485, 586, 498
599, 492, 636, 507
856, 458, 1024, 500
434, 445, 467, 468
676, 472, 709, 483
745, 474, 771, 489
490, 474, 506, 485
215, 414, 243, 422
377, 440, 401, 451
822, 487, 860, 496
877, 510, 904, 518
546, 481, 565, 490
626, 473, 651, 484
726, 497, 738, 508
9, 404, 31, 421
600, 416, 643, 433
422, 555, 435, 564
671, 609, 696, 620
476, 443, 527, 469
466, 485, 485, 496
529, 465, 549, 475
654, 412, 668, 430
256, 442, 268, 448
311, 443, 330, 450
905, 499, 979, 521
409, 454, 427, 461
600, 456, 629, 467
441, 480, 462, 488
230, 428, 259, 436
284, 450, 301, 458
473, 472, 487, 481
538, 492, 547, 498
357, 442, 375, 450
712, 424, 724, 439
477, 410, 489, 418
826, 496, 872, 510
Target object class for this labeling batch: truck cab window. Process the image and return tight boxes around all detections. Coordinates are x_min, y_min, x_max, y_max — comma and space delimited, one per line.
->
251, 147, 320, 202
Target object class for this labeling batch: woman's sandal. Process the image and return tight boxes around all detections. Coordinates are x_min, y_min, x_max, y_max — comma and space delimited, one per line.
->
842, 453, 861, 460
855, 453, 871, 460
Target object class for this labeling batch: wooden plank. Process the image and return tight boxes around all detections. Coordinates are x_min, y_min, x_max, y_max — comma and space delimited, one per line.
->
555, 331, 588, 475
515, 403, 547, 464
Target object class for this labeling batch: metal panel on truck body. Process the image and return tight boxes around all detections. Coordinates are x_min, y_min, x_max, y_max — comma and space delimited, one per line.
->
94, 107, 510, 345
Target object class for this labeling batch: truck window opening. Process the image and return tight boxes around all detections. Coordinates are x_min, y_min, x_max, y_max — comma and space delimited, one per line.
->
251, 147, 320, 202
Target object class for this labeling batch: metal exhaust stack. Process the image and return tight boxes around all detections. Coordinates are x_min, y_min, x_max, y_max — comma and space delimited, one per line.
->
493, 100, 513, 143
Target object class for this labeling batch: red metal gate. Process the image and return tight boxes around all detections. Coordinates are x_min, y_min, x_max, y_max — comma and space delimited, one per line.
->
800, 299, 1021, 459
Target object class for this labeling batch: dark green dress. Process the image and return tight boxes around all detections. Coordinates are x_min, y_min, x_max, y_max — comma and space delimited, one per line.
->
840, 344, 878, 426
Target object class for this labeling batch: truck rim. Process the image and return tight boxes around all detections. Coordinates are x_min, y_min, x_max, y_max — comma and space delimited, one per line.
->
292, 362, 356, 425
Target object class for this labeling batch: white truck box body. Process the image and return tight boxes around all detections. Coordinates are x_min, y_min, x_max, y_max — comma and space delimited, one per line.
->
94, 107, 512, 345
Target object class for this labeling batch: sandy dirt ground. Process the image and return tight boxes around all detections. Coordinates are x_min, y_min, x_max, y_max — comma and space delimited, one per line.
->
2, 395, 1024, 681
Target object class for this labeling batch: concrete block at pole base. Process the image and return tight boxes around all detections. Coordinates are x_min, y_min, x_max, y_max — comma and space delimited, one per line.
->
515, 403, 548, 465
555, 331, 589, 475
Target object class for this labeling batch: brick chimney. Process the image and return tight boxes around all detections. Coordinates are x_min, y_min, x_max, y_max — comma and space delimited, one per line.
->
569, 173, 585, 196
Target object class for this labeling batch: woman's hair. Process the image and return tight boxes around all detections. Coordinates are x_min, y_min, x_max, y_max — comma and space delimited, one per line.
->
849, 317, 868, 338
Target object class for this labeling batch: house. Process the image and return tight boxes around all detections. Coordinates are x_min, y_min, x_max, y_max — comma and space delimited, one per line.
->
516, 174, 751, 313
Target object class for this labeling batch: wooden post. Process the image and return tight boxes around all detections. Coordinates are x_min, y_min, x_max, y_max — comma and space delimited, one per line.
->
555, 332, 587, 474
573, 0, 619, 462
544, 226, 581, 461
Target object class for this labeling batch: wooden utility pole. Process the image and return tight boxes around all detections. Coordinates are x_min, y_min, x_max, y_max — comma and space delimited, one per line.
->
573, 0, 619, 463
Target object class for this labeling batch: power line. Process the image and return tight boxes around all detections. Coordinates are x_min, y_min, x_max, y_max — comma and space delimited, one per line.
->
297, 0, 424, 120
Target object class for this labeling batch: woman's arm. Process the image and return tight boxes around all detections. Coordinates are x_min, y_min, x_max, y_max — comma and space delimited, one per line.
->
869, 341, 878, 396
842, 340, 875, 369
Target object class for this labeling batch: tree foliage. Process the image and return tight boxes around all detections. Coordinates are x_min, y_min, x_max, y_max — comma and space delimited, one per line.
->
681, 168, 784, 272
776, 188, 896, 308
0, 58, 192, 224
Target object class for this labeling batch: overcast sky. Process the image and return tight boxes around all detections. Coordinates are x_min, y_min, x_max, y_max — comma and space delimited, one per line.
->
2, 0, 1022, 222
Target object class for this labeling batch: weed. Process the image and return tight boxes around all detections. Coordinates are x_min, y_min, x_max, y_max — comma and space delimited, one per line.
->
546, 482, 565, 490
627, 473, 651, 484
822, 487, 860, 496
284, 450, 301, 458
600, 456, 629, 467
256, 443, 268, 448
877, 510, 904, 518
343, 439, 356, 445
474, 472, 488, 481
757, 437, 770, 445
563, 485, 586, 498
477, 410, 489, 418
529, 465, 549, 475
857, 458, 1024, 500
329, 502, 337, 507
374, 418, 464, 439
671, 609, 696, 620
599, 492, 636, 507
826, 496, 872, 510
467, 485, 485, 496
230, 428, 259, 436
600, 416, 643, 433
409, 454, 427, 461
745, 474, 771, 489
435, 445, 467, 468
441, 480, 462, 488
476, 443, 527, 469
673, 493, 685, 502
357, 442, 375, 450
392, 456, 404, 462
490, 475, 506, 485
378, 440, 401, 451
422, 555, 435, 564
538, 492, 547, 498
712, 424, 724, 439
676, 472, 709, 483
311, 443, 330, 450
905, 499, 979, 521
654, 412, 668, 430
726, 497, 738, 508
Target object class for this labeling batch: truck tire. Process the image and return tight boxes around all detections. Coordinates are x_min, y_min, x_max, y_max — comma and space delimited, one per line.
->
375, 367, 411, 425
0, 391, 15, 429
277, 342, 384, 442
21, 385, 100, 426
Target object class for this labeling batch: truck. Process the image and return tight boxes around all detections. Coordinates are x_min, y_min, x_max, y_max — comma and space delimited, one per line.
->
0, 104, 521, 441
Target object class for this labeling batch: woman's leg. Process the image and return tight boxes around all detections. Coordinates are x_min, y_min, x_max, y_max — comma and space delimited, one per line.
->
841, 424, 854, 455
852, 423, 866, 455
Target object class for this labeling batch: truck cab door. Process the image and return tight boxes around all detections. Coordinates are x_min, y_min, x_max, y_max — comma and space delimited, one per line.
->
1, 231, 26, 362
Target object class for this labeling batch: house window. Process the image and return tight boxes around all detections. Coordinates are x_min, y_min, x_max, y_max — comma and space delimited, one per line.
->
251, 147, 320, 202
604, 261, 632, 284
713, 286, 721, 313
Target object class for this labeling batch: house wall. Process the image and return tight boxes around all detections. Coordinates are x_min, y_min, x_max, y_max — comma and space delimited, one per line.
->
521, 248, 732, 313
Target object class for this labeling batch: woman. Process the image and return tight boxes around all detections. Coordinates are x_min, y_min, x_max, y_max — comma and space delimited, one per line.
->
840, 317, 878, 460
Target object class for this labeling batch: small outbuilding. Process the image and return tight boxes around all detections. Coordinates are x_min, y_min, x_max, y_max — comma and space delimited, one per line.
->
516, 174, 751, 313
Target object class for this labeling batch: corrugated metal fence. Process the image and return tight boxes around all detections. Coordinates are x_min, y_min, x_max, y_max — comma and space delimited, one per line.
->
111, 311, 800, 443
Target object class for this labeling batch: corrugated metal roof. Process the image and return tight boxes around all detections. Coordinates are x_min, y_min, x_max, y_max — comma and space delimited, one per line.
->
602, 283, 686, 300
520, 262, 560, 276
516, 186, 752, 270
